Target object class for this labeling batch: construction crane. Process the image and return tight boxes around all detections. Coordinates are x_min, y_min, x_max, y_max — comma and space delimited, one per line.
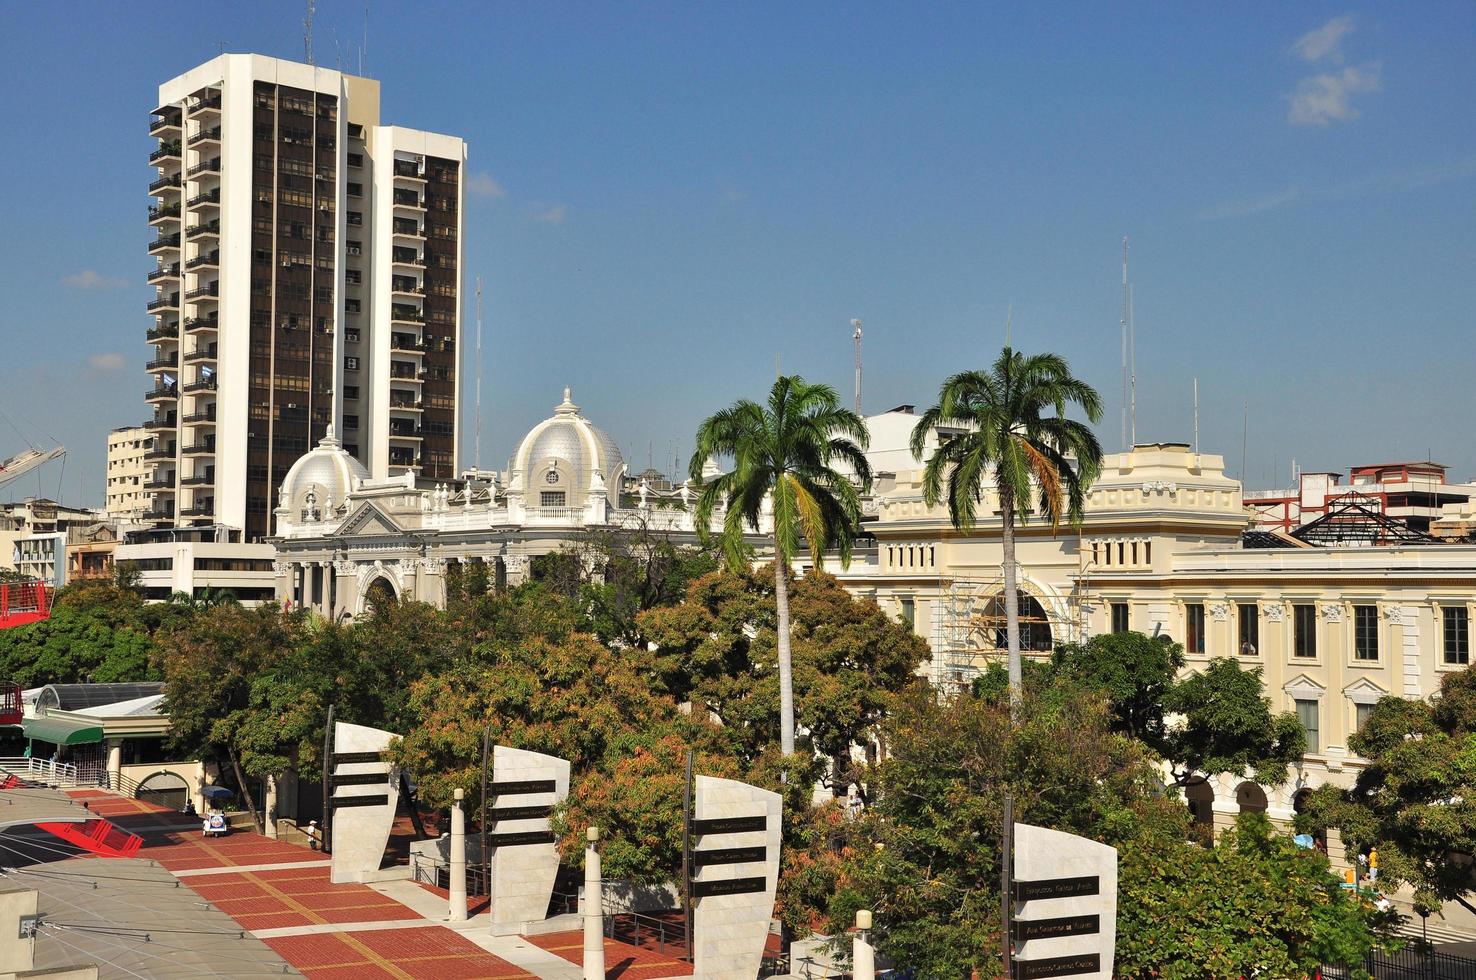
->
0, 446, 65, 492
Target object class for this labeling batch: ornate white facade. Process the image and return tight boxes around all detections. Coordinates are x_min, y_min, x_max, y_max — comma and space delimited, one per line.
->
269, 389, 770, 617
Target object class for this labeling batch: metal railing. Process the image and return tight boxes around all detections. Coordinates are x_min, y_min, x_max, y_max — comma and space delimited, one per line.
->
547, 891, 689, 958
149, 176, 181, 194
1324, 948, 1476, 979
147, 234, 181, 252
0, 758, 82, 787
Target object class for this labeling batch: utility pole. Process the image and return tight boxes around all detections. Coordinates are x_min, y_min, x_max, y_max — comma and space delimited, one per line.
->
851, 319, 863, 415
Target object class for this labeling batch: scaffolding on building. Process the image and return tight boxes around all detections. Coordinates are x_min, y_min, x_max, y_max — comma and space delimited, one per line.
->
930, 555, 1098, 689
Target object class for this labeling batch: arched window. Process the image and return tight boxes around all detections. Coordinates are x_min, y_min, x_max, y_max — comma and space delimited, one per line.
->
979, 593, 1054, 652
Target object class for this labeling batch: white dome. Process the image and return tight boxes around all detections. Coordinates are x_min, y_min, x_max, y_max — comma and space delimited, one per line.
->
512, 388, 625, 494
279, 427, 369, 517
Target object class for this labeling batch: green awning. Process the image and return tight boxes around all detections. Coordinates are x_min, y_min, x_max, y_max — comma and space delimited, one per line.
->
23, 717, 103, 746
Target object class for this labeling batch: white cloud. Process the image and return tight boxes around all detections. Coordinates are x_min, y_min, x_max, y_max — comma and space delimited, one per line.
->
1292, 15, 1355, 63
62, 269, 128, 289
88, 352, 126, 372
528, 202, 568, 225
1288, 64, 1381, 126
466, 171, 506, 199
1195, 187, 1301, 221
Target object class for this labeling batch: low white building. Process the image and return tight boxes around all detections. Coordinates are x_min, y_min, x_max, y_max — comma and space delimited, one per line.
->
113, 527, 276, 605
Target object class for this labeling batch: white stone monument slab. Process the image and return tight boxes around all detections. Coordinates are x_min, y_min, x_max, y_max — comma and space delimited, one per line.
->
689, 774, 782, 980
1011, 822, 1117, 980
488, 745, 570, 936
329, 721, 400, 884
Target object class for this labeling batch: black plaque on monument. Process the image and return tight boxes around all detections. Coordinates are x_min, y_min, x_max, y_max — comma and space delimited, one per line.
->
1011, 954, 1101, 979
690, 875, 767, 898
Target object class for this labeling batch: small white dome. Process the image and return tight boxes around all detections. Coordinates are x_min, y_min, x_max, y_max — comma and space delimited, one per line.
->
279, 426, 369, 517
511, 388, 625, 495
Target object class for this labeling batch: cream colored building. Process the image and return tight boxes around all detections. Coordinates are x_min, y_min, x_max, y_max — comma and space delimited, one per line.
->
821, 442, 1476, 840
105, 425, 154, 522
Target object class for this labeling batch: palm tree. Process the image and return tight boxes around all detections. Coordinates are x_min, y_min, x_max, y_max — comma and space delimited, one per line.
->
690, 375, 872, 759
910, 347, 1104, 708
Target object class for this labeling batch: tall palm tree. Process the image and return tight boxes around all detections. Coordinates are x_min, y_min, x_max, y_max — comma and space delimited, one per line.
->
910, 347, 1104, 708
690, 375, 872, 759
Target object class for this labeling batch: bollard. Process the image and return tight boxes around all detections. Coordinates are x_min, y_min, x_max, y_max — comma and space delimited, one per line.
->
449, 788, 467, 922
853, 909, 875, 980
583, 826, 605, 980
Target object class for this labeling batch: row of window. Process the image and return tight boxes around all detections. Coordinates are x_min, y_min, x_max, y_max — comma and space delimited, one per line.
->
1110, 601, 1470, 665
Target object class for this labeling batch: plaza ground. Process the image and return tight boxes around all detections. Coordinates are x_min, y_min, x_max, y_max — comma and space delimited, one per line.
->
22, 788, 700, 980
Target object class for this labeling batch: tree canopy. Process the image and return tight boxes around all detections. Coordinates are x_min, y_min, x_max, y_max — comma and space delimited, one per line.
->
690, 374, 871, 758
638, 566, 929, 795
1299, 665, 1476, 917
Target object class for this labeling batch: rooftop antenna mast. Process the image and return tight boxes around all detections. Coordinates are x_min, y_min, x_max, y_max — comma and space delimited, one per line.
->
851, 319, 863, 414
303, 0, 315, 66
474, 277, 484, 471
1193, 377, 1199, 456
1129, 280, 1137, 447
1120, 237, 1129, 451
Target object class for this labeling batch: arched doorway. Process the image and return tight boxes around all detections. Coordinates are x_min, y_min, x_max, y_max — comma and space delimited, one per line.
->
1235, 781, 1268, 814
977, 592, 1054, 652
1184, 778, 1215, 845
363, 576, 397, 613
136, 771, 190, 811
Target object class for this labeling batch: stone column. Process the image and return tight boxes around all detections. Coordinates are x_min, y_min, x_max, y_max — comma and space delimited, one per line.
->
264, 773, 278, 839
583, 827, 604, 980
104, 739, 123, 789
853, 910, 874, 980
449, 788, 467, 922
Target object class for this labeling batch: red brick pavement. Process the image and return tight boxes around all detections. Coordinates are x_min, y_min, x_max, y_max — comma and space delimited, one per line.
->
266, 927, 537, 980
530, 930, 694, 980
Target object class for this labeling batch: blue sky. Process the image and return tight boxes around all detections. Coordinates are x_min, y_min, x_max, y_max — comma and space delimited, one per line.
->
2, 2, 1473, 506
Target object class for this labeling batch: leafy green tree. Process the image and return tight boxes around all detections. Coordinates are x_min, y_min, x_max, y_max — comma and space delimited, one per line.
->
909, 348, 1103, 708
156, 604, 310, 831
0, 600, 160, 686
1299, 666, 1476, 917
1117, 812, 1393, 979
391, 625, 726, 881
1054, 631, 1184, 745
801, 670, 1385, 979
639, 567, 928, 796
690, 375, 871, 760
810, 675, 1174, 978
1162, 657, 1306, 788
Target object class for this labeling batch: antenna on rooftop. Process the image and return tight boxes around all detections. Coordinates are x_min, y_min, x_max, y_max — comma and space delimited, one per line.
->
474, 277, 484, 471
851, 319, 863, 414
1004, 303, 1013, 348
362, 4, 369, 74
1129, 281, 1137, 448
1120, 237, 1129, 451
1192, 377, 1199, 456
303, 0, 315, 66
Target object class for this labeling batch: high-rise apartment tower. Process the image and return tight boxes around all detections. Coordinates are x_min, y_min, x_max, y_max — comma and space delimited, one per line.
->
144, 54, 465, 540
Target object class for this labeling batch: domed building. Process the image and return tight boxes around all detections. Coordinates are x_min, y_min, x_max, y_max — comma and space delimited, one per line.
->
276, 426, 370, 526
507, 387, 624, 514
270, 388, 771, 618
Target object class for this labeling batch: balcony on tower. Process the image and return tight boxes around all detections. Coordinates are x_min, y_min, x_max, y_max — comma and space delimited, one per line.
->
148, 140, 181, 166
149, 109, 182, 136
147, 232, 181, 255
